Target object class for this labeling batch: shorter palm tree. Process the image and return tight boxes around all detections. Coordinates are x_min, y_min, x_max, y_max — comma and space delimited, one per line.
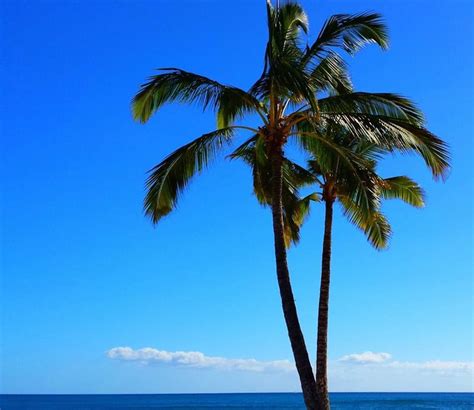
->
231, 125, 428, 410
304, 129, 425, 410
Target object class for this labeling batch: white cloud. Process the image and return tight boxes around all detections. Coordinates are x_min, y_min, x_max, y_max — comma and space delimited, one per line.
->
388, 360, 474, 373
106, 347, 474, 392
337, 351, 473, 374
339, 351, 392, 364
331, 356, 474, 392
107, 347, 294, 373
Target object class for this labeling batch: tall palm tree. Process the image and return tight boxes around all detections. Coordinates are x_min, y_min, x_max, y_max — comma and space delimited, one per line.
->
131, 2, 447, 408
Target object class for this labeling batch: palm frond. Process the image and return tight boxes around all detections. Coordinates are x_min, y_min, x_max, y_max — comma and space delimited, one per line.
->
320, 113, 449, 179
282, 192, 318, 247
319, 92, 424, 125
339, 196, 391, 249
393, 123, 450, 180
296, 125, 383, 217
229, 135, 316, 247
252, 1, 318, 111
144, 128, 234, 223
132, 68, 264, 126
310, 51, 353, 95
379, 176, 425, 207
293, 123, 374, 188
250, 59, 318, 110
305, 12, 388, 63
267, 0, 308, 54
353, 142, 385, 162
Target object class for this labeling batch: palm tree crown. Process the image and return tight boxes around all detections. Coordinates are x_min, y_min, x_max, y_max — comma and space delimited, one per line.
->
132, 1, 447, 227
307, 130, 426, 249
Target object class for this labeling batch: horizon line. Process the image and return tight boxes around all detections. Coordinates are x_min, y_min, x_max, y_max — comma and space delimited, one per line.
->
2, 391, 473, 396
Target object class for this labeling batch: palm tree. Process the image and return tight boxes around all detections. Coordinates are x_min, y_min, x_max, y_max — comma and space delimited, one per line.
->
131, 2, 448, 408
232, 126, 447, 410
305, 131, 431, 410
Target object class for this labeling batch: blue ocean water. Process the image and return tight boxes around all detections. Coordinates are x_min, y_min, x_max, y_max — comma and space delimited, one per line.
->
0, 393, 473, 410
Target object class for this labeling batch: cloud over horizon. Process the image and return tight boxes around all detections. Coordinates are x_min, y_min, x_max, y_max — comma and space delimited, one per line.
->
107, 347, 294, 373
336, 351, 473, 374
388, 360, 474, 373
107, 347, 473, 379
339, 351, 392, 364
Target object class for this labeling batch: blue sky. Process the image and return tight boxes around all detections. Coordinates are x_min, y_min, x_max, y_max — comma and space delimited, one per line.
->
1, 0, 473, 394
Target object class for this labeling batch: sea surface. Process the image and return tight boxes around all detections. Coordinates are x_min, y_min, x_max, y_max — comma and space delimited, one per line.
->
1, 393, 473, 409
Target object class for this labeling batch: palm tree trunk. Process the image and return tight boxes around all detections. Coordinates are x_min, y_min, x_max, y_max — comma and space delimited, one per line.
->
316, 199, 334, 410
270, 147, 319, 410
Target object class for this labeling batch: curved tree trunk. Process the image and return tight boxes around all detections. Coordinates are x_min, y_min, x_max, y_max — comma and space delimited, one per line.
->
316, 199, 334, 410
270, 147, 319, 410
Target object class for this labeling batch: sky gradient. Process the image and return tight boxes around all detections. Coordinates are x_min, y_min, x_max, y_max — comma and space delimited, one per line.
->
1, 0, 473, 393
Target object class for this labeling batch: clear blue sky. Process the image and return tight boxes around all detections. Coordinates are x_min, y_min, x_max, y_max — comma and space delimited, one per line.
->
1, 0, 473, 394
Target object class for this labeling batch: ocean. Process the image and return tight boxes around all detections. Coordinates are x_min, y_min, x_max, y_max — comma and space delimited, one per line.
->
0, 393, 473, 410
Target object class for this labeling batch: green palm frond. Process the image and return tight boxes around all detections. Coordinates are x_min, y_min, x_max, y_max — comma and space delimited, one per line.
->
144, 128, 234, 223
227, 134, 259, 161
309, 92, 449, 179
296, 125, 383, 219
379, 176, 425, 207
252, 1, 317, 111
230, 138, 315, 202
305, 12, 388, 62
282, 192, 319, 247
339, 196, 391, 249
299, 121, 360, 172
132, 68, 264, 126
310, 52, 353, 95
320, 113, 449, 179
228, 135, 272, 205
294, 123, 375, 189
266, 1, 308, 55
275, 1, 309, 42
348, 175, 381, 215
319, 92, 424, 125
391, 122, 450, 180
229, 136, 317, 247
304, 121, 427, 250
353, 142, 385, 162
250, 57, 318, 111
283, 159, 317, 193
